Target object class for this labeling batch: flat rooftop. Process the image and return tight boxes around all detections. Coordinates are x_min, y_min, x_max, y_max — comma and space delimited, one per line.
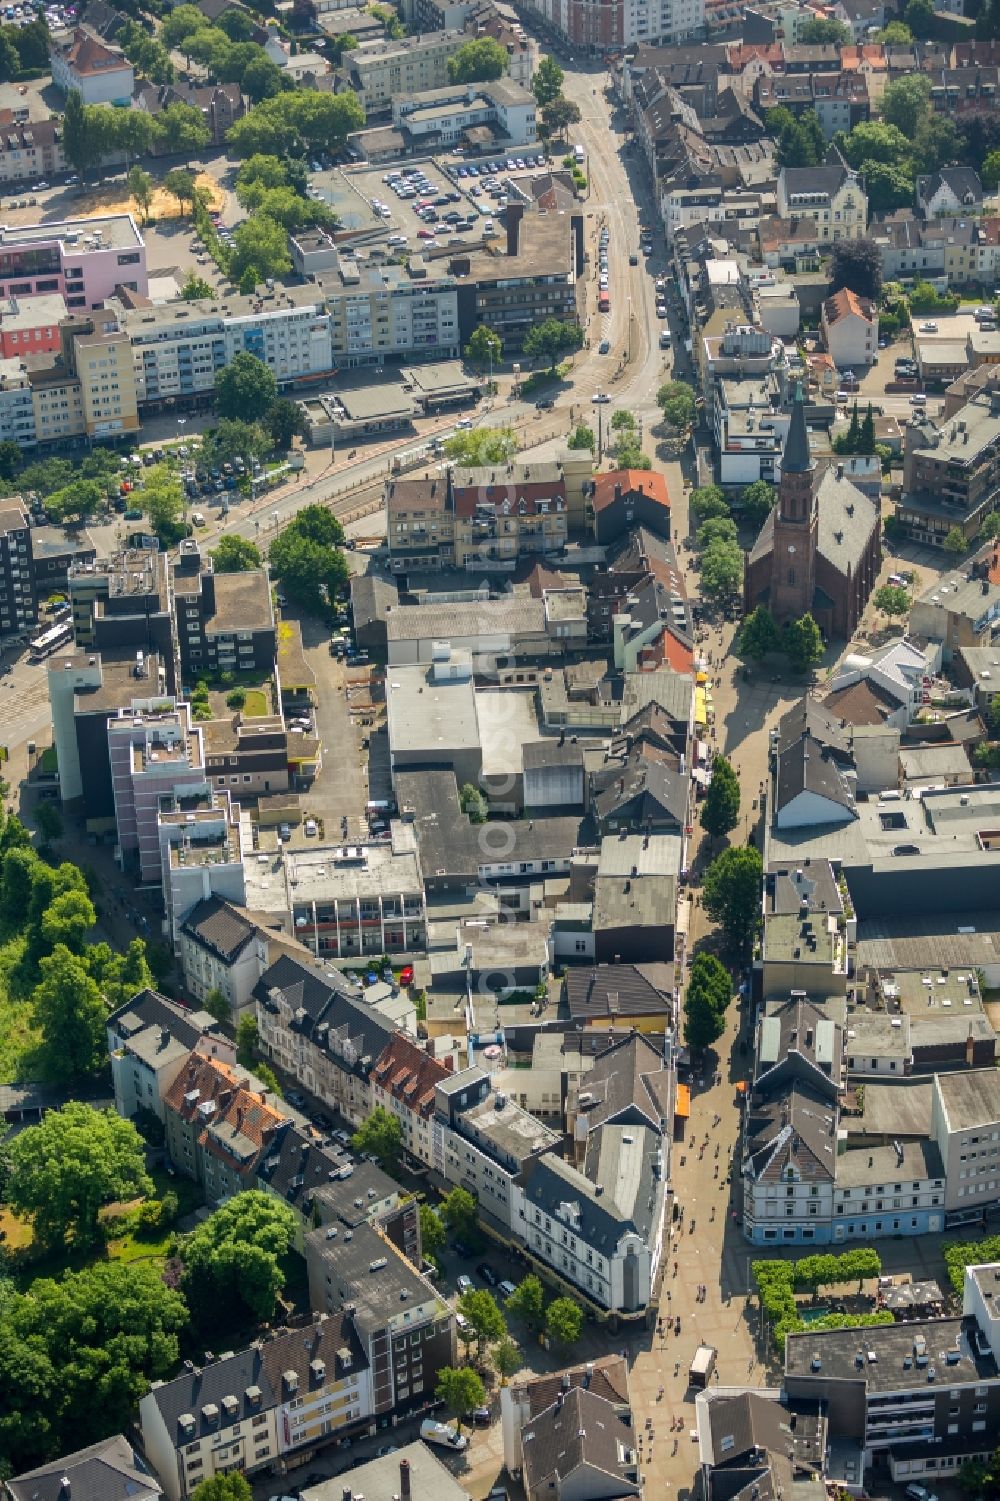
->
210, 571, 273, 632
280, 838, 424, 905
387, 664, 480, 756
334, 384, 417, 420
400, 359, 480, 394
786, 1316, 997, 1389
935, 1069, 1000, 1132
476, 687, 543, 777
835, 1137, 943, 1188
853, 1079, 933, 1140
2, 214, 142, 252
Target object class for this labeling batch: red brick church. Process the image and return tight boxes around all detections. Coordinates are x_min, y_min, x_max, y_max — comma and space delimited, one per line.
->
744, 386, 881, 639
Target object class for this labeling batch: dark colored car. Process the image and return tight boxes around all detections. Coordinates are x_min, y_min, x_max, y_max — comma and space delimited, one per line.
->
535, 396, 554, 410
476, 1263, 498, 1286
452, 1238, 473, 1258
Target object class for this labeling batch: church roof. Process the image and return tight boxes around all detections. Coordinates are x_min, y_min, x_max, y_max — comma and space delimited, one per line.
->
815, 468, 879, 576
782, 385, 813, 475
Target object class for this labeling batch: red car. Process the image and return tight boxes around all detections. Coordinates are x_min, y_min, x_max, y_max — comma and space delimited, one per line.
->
399, 965, 414, 987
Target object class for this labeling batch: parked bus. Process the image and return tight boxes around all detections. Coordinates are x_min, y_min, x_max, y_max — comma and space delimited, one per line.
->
29, 620, 73, 660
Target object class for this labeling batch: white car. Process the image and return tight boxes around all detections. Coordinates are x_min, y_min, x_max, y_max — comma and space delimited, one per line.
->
919, 321, 938, 333
455, 417, 474, 429
31, 181, 49, 191
592, 392, 611, 404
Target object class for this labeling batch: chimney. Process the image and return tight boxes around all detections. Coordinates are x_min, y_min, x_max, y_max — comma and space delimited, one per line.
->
400, 1458, 412, 1501
506, 200, 524, 257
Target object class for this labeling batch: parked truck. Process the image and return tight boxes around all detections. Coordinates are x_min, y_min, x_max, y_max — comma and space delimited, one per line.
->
420, 1420, 467, 1451
689, 1344, 717, 1389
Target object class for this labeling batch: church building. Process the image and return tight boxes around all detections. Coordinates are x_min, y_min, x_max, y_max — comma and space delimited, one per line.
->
743, 386, 881, 640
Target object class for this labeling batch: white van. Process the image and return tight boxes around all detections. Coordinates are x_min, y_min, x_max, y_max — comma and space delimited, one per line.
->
573, 143, 586, 163
421, 1419, 467, 1451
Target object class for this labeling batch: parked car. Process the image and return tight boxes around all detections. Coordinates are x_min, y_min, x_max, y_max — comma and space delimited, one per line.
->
457, 1275, 473, 1293
476, 1263, 498, 1286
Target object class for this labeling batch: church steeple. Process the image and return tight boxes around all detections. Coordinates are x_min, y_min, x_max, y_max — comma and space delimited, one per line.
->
778, 383, 816, 524
782, 382, 814, 476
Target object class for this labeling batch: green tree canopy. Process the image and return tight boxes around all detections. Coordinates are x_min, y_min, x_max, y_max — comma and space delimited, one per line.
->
545, 1296, 583, 1349
191, 1473, 253, 1501
766, 105, 825, 167
458, 1287, 506, 1355
447, 36, 508, 82
683, 951, 732, 1051
435, 1365, 486, 1432
741, 479, 776, 530
32, 944, 106, 1081
657, 380, 696, 430
494, 1335, 521, 1378
419, 1203, 446, 1265
567, 422, 595, 451
739, 605, 779, 661
689, 484, 730, 523
266, 397, 306, 450
542, 96, 581, 140
440, 1184, 479, 1242
443, 427, 519, 464
702, 844, 763, 953
212, 535, 263, 573
181, 271, 214, 301
798, 14, 850, 41
784, 612, 824, 671
6, 1102, 152, 1249
944, 525, 967, 554
506, 1273, 545, 1328
465, 324, 502, 372
877, 18, 913, 42
142, 463, 188, 548
215, 351, 278, 422
532, 55, 564, 106
181, 1190, 297, 1326
351, 1104, 404, 1172
700, 539, 743, 601
880, 73, 932, 136
522, 317, 584, 369
700, 756, 741, 840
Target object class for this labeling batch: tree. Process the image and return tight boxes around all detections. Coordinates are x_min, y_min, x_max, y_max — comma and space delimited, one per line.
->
62, 89, 93, 177
904, 0, 935, 35
697, 516, 738, 549
944, 525, 967, 554
227, 93, 365, 159
0, 437, 19, 481
0, 1259, 187, 1470
465, 324, 502, 373
269, 518, 349, 615
154, 101, 211, 155
784, 612, 824, 672
352, 1104, 404, 1172
683, 951, 731, 1051
447, 37, 508, 83
506, 1272, 545, 1328
236, 1012, 258, 1067
440, 1184, 479, 1242
458, 1287, 506, 1356
182, 1191, 297, 1326
880, 74, 932, 137
700, 756, 740, 840
32, 946, 106, 1082
859, 403, 876, 455
798, 14, 850, 41
731, 482, 771, 534
700, 539, 743, 601
542, 96, 581, 140
567, 422, 595, 451
191, 1478, 253, 1501
839, 121, 912, 172
202, 417, 272, 470
459, 782, 488, 823
739, 605, 779, 661
212, 535, 263, 573
689, 484, 730, 523
435, 1366, 486, 1433
701, 844, 763, 953
545, 1296, 583, 1350
201, 987, 231, 1025
873, 583, 911, 618
877, 18, 913, 42
266, 396, 305, 451
859, 160, 915, 214
82, 938, 153, 1013
532, 55, 564, 107
127, 165, 154, 223
657, 380, 696, 430
181, 271, 213, 301
522, 317, 584, 369
494, 1335, 520, 1379
164, 166, 199, 215
766, 105, 824, 168
143, 463, 187, 547
419, 1203, 446, 1266
215, 351, 278, 423
443, 426, 518, 464
984, 149, 1000, 191
228, 215, 293, 283
7, 1102, 152, 1249
34, 800, 63, 844
912, 112, 962, 175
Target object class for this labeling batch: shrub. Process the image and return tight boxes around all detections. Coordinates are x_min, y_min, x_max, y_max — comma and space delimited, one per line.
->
226, 687, 247, 709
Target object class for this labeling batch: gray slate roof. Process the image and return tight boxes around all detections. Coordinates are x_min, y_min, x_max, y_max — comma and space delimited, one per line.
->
181, 896, 256, 964
522, 1385, 639, 1499
6, 1436, 161, 1501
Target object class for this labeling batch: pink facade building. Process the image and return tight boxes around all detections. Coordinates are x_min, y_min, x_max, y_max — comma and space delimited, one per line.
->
0, 293, 66, 359
0, 214, 147, 311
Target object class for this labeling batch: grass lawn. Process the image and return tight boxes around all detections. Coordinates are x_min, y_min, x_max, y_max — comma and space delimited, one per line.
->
242, 687, 270, 717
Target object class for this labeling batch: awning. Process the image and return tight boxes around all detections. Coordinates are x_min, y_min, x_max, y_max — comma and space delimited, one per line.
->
675, 1083, 691, 1119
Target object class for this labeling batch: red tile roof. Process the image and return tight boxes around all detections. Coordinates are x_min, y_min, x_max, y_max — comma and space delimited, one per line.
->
372, 1034, 449, 1119
591, 469, 670, 514
823, 287, 875, 326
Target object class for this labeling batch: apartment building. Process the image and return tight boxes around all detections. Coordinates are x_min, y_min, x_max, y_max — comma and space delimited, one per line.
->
0, 215, 146, 309
313, 257, 460, 371
72, 322, 140, 437
6, 1437, 161, 1501
255, 954, 399, 1126
385, 475, 455, 573
256, 1121, 404, 1253
899, 391, 1000, 546
158, 789, 247, 942
139, 1316, 371, 1501
452, 460, 569, 569
344, 31, 468, 116
775, 151, 867, 246
0, 503, 34, 637
0, 357, 38, 450
932, 1069, 1000, 1222
49, 26, 134, 104
107, 986, 232, 1124
392, 77, 536, 149
518, 0, 703, 50
822, 287, 879, 369
178, 897, 262, 1020
163, 1050, 285, 1202
120, 286, 333, 409
105, 706, 206, 882
171, 541, 276, 679
305, 1218, 456, 1415
0, 293, 64, 359
452, 203, 582, 350
0, 117, 65, 187
136, 80, 245, 148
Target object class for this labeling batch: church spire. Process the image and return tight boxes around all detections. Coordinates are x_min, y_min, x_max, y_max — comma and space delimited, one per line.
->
782, 382, 813, 476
